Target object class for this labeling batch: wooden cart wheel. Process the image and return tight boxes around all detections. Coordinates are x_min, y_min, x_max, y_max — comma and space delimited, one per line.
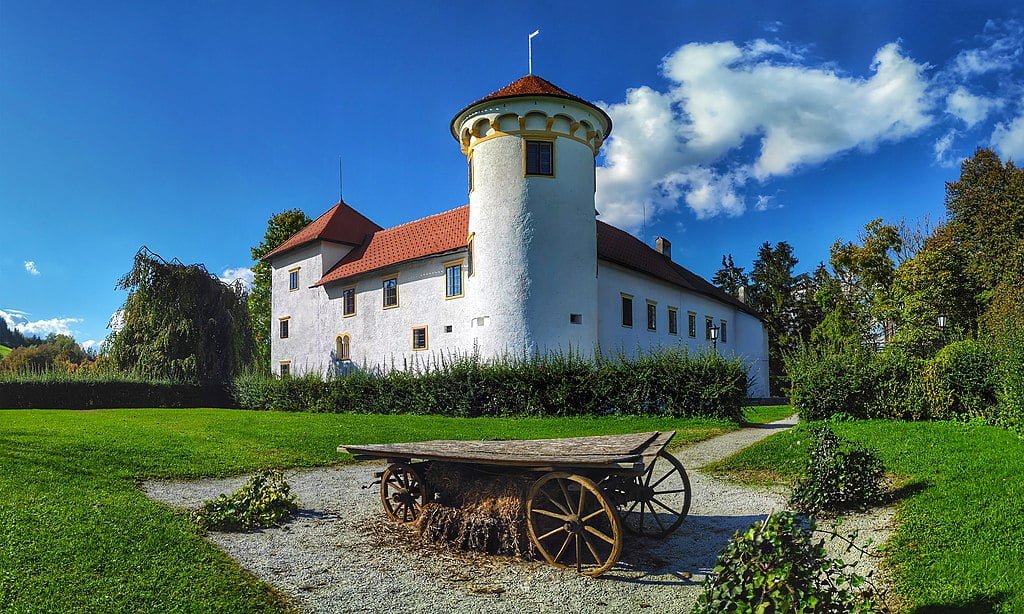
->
526, 472, 623, 576
620, 450, 691, 538
380, 462, 428, 523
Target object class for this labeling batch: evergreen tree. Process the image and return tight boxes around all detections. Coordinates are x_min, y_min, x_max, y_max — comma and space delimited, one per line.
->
747, 242, 799, 395
712, 254, 750, 298
249, 209, 313, 367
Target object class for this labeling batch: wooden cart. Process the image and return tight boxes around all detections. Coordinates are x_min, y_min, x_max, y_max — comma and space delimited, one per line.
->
340, 431, 691, 576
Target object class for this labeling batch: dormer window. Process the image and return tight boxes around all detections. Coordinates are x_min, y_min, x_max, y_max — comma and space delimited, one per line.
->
525, 140, 554, 176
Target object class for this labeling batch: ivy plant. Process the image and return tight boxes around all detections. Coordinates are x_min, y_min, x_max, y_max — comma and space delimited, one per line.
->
193, 469, 298, 531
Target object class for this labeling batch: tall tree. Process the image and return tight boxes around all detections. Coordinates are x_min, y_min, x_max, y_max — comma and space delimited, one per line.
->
747, 241, 799, 395
712, 254, 750, 298
108, 248, 254, 383
828, 218, 903, 343
249, 209, 312, 367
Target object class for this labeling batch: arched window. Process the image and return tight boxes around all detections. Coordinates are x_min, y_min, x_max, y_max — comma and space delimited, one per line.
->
336, 334, 351, 361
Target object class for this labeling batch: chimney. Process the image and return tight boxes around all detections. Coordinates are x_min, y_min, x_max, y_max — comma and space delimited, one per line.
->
655, 237, 672, 260
737, 286, 747, 303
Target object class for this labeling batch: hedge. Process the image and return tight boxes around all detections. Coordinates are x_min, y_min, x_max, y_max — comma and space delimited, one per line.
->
0, 380, 234, 409
233, 350, 750, 420
786, 340, 1003, 424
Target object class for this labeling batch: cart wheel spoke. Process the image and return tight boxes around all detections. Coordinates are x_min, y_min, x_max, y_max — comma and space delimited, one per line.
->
584, 525, 615, 545
538, 488, 572, 516
532, 508, 571, 521
553, 533, 573, 564
581, 508, 606, 522
538, 526, 566, 541
646, 500, 668, 533
575, 534, 582, 573
577, 486, 587, 516
654, 488, 688, 495
650, 469, 673, 489
380, 463, 427, 524
651, 497, 680, 517
581, 531, 603, 564
557, 479, 575, 514
644, 456, 658, 487
619, 451, 692, 538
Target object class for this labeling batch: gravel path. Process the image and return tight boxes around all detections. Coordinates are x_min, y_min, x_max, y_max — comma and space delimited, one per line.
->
142, 415, 895, 613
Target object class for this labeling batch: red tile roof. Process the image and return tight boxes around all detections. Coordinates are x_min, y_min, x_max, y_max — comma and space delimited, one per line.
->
304, 202, 761, 320
262, 201, 382, 261
450, 74, 612, 138
314, 206, 470, 287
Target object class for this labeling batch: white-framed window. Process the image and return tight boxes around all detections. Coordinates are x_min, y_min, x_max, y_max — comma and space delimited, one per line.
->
382, 276, 399, 309
647, 301, 657, 331
412, 326, 428, 351
668, 307, 679, 335
688, 312, 697, 338
342, 286, 356, 317
279, 317, 290, 339
621, 293, 633, 328
445, 261, 464, 298
288, 268, 300, 291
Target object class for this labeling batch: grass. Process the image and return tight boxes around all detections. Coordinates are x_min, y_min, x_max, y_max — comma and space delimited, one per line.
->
705, 420, 1024, 613
0, 406, 779, 612
0, 344, 10, 359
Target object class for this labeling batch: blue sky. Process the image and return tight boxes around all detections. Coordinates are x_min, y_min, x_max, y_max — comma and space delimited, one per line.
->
2, 1, 1023, 347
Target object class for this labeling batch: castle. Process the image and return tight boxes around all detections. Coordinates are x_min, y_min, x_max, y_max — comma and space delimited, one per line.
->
264, 75, 769, 396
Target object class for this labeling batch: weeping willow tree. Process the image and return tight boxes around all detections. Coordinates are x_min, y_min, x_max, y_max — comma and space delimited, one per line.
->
109, 248, 254, 383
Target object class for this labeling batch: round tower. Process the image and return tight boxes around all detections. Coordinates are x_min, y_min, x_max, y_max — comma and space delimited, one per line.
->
451, 75, 612, 359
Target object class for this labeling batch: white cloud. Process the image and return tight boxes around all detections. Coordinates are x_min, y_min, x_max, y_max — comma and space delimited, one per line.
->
109, 310, 125, 333
762, 21, 784, 33
991, 103, 1024, 162
933, 129, 958, 167
596, 40, 932, 232
0, 308, 81, 337
23, 261, 40, 276
219, 267, 254, 291
80, 339, 103, 352
951, 19, 1023, 77
945, 87, 999, 128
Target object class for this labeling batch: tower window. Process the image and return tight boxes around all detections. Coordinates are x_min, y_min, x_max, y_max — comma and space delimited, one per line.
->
621, 293, 633, 328
279, 317, 290, 339
342, 287, 356, 317
412, 326, 428, 350
445, 261, 464, 298
688, 312, 697, 338
288, 268, 300, 291
383, 277, 399, 308
668, 307, 679, 335
525, 140, 554, 176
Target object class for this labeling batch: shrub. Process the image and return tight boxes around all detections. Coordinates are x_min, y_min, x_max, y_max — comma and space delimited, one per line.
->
693, 512, 880, 613
233, 349, 749, 420
786, 345, 873, 421
790, 426, 885, 515
0, 369, 233, 409
921, 339, 997, 420
865, 349, 928, 420
193, 469, 298, 532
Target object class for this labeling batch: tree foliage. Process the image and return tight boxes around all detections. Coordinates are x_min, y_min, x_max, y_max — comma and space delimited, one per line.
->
108, 248, 254, 383
712, 254, 749, 298
747, 241, 800, 395
0, 334, 88, 373
0, 318, 45, 349
249, 209, 312, 367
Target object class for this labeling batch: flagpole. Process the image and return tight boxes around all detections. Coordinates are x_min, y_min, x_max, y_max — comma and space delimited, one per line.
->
528, 30, 540, 74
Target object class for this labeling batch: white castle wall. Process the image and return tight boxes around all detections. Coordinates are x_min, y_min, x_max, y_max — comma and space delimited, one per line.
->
597, 261, 770, 397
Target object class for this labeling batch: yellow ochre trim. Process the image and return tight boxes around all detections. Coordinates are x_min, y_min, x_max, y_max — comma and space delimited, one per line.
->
411, 325, 429, 351
342, 285, 357, 318
382, 275, 400, 310
443, 259, 465, 299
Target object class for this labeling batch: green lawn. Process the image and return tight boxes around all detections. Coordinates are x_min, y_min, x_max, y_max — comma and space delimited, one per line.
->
0, 344, 10, 359
705, 420, 1024, 613
0, 406, 786, 612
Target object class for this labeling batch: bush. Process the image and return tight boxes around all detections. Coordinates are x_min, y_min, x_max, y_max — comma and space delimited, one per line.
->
921, 339, 997, 420
233, 349, 749, 419
0, 369, 233, 409
790, 426, 885, 515
865, 349, 928, 420
193, 469, 298, 531
693, 512, 880, 613
786, 345, 873, 421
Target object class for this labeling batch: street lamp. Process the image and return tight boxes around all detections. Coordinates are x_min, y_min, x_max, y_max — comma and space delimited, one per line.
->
710, 325, 719, 350
937, 314, 948, 328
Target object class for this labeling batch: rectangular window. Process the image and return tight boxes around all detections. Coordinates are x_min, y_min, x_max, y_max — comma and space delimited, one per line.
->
382, 277, 399, 308
342, 287, 356, 317
668, 307, 679, 335
570, 313, 583, 325
445, 262, 463, 298
706, 316, 714, 340
412, 326, 428, 351
279, 362, 290, 377
468, 156, 474, 193
721, 320, 728, 343
279, 318, 290, 339
467, 233, 475, 277
525, 140, 554, 176
688, 312, 697, 338
621, 294, 633, 328
647, 301, 657, 331
288, 268, 299, 291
